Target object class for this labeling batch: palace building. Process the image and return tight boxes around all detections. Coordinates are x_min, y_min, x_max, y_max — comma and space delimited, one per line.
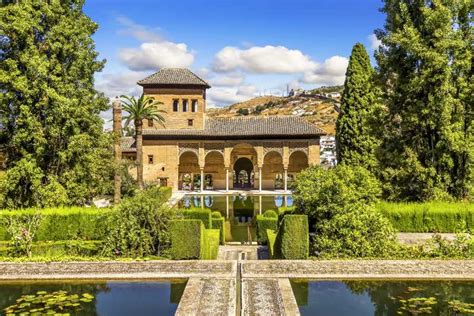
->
121, 68, 326, 191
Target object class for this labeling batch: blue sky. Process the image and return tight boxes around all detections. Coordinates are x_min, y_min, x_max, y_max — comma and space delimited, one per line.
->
86, 0, 385, 108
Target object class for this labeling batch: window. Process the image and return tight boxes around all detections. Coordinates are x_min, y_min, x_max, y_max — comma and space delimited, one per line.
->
148, 155, 154, 164
182, 99, 189, 112
191, 100, 198, 112
172, 99, 179, 112
188, 119, 193, 127
147, 119, 153, 127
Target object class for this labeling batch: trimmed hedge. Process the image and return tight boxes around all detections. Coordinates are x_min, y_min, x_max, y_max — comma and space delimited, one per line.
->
211, 214, 225, 245
181, 208, 212, 229
0, 240, 102, 257
279, 215, 309, 259
202, 229, 220, 259
377, 202, 474, 233
256, 214, 278, 244
169, 219, 220, 259
0, 207, 112, 241
267, 229, 277, 259
169, 219, 204, 259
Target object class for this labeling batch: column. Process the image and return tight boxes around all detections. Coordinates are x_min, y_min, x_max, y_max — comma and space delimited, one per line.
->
200, 168, 204, 192
225, 168, 229, 192
284, 168, 288, 192
259, 167, 262, 192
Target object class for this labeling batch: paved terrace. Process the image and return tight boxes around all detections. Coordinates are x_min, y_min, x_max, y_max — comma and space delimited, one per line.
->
1, 259, 473, 315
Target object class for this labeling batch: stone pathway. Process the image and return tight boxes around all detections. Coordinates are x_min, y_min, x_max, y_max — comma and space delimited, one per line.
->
217, 245, 269, 260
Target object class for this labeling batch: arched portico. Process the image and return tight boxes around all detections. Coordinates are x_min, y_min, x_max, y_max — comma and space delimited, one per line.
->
233, 157, 254, 189
204, 151, 225, 190
229, 143, 259, 190
288, 150, 309, 189
262, 151, 284, 190
178, 151, 200, 190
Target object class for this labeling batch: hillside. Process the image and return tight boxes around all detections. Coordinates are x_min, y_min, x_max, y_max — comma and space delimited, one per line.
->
207, 89, 342, 135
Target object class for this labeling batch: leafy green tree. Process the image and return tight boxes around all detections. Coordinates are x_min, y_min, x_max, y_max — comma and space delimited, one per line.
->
121, 95, 165, 189
293, 165, 397, 258
375, 0, 473, 201
336, 43, 380, 171
0, 0, 112, 208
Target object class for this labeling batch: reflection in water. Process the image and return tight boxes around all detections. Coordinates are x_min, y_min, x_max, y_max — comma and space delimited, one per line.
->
290, 280, 474, 316
179, 194, 293, 242
0, 280, 186, 316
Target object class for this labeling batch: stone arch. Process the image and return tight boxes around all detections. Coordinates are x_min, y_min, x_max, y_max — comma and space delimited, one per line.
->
262, 151, 284, 189
204, 151, 225, 189
230, 143, 258, 189
178, 151, 200, 190
233, 157, 254, 189
288, 151, 309, 188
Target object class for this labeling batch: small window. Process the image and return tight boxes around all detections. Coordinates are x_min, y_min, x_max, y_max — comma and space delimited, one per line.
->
182, 99, 188, 112
191, 100, 198, 112
147, 119, 153, 127
148, 155, 154, 164
188, 119, 193, 127
173, 99, 179, 112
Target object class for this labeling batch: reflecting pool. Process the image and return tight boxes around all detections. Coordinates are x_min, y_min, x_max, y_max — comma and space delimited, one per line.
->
0, 280, 187, 316
179, 194, 293, 242
290, 279, 474, 316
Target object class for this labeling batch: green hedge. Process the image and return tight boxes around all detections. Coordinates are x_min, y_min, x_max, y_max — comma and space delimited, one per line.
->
0, 207, 113, 241
202, 229, 220, 259
0, 240, 102, 257
256, 215, 278, 244
377, 202, 474, 233
169, 219, 204, 259
211, 215, 225, 245
181, 208, 212, 229
267, 229, 277, 259
279, 215, 309, 259
159, 186, 173, 201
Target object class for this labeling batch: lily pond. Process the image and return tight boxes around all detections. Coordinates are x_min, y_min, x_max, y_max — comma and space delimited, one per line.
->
0, 279, 186, 315
290, 279, 474, 316
179, 194, 293, 242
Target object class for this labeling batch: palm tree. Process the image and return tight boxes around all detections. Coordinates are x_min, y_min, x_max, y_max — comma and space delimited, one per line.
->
121, 94, 165, 189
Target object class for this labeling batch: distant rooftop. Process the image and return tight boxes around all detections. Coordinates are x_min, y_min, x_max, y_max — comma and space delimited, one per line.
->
138, 68, 210, 88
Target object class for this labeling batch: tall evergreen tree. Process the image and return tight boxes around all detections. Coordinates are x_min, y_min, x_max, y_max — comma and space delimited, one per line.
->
0, 0, 112, 208
375, 0, 472, 201
336, 43, 379, 171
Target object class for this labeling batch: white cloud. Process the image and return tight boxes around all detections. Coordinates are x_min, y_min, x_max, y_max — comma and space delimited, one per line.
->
302, 55, 349, 85
207, 85, 258, 106
119, 42, 194, 71
212, 45, 317, 74
368, 34, 382, 50
95, 71, 148, 98
211, 73, 245, 86
117, 16, 163, 42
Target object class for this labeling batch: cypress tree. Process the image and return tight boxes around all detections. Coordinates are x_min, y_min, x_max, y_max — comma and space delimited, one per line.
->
0, 0, 112, 208
375, 0, 472, 201
336, 43, 379, 171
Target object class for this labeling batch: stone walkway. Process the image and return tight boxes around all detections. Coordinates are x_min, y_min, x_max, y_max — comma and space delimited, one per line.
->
1, 259, 473, 315
217, 245, 269, 260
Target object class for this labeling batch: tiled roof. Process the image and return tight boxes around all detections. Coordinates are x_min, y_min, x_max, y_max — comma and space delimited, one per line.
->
142, 116, 326, 138
137, 68, 210, 87
121, 136, 136, 152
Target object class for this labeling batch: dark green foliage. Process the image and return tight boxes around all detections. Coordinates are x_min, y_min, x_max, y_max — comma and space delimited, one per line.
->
293, 165, 397, 258
0, 1, 113, 208
336, 43, 379, 171
279, 215, 309, 259
256, 215, 278, 244
376, 0, 473, 201
0, 208, 111, 241
0, 240, 102, 257
169, 220, 203, 259
101, 187, 173, 257
181, 208, 212, 228
237, 108, 249, 116
210, 214, 225, 245
378, 202, 473, 233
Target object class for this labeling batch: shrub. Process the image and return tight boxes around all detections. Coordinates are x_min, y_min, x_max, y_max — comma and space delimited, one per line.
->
293, 165, 397, 258
263, 210, 278, 218
180, 208, 212, 228
169, 219, 204, 259
267, 229, 277, 259
256, 215, 278, 244
202, 229, 220, 259
0, 207, 112, 241
211, 211, 222, 218
377, 201, 473, 233
0, 240, 102, 257
101, 187, 173, 257
1, 212, 42, 257
279, 215, 309, 259
210, 213, 225, 245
